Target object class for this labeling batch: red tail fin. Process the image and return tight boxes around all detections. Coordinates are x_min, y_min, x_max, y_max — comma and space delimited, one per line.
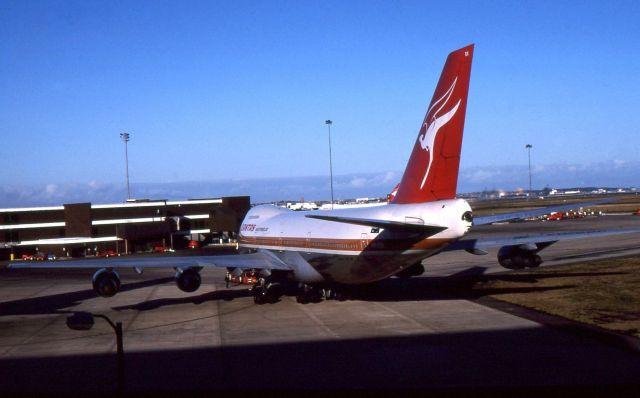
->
391, 45, 473, 204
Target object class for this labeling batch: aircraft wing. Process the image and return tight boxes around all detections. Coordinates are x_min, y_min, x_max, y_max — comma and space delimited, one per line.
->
304, 214, 448, 234
8, 250, 292, 271
472, 199, 611, 226
444, 227, 640, 253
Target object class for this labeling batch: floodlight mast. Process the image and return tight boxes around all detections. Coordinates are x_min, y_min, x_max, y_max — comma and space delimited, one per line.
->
526, 144, 533, 198
325, 120, 334, 209
120, 133, 131, 200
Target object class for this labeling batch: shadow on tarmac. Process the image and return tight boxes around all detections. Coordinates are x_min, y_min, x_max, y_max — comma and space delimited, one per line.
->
112, 288, 253, 312
1, 326, 639, 395
0, 277, 173, 316
2, 269, 640, 395
0, 272, 580, 316
1, 268, 626, 316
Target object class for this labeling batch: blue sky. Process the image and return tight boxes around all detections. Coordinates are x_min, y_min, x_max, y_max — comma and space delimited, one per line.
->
1, 1, 639, 205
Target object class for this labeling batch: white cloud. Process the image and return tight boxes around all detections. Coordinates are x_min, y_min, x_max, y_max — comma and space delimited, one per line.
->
349, 177, 367, 188
613, 159, 627, 168
382, 171, 396, 183
463, 169, 499, 183
45, 184, 59, 196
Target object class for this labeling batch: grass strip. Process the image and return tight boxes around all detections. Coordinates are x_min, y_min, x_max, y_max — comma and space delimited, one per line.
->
471, 256, 640, 337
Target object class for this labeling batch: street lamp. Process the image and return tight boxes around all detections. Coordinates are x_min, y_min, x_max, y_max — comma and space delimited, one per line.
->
325, 120, 334, 209
67, 312, 125, 393
525, 144, 533, 198
120, 133, 131, 200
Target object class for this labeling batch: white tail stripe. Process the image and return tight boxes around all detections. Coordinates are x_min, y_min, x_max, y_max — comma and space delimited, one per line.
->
425, 77, 457, 122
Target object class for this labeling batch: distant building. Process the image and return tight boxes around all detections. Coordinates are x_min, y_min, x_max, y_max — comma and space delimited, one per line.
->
0, 196, 249, 260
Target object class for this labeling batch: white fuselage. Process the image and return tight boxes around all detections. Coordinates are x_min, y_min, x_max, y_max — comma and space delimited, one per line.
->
239, 199, 473, 284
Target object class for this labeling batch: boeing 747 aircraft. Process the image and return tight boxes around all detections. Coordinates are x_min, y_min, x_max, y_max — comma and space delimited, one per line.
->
10, 44, 640, 303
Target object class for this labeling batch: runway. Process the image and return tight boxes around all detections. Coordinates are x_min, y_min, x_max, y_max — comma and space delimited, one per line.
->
1, 215, 639, 393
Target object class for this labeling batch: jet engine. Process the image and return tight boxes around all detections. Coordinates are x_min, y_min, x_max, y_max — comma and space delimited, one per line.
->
92, 268, 121, 297
175, 268, 202, 292
497, 245, 542, 270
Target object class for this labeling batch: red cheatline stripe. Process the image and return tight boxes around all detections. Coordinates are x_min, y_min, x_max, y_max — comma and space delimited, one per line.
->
239, 236, 453, 252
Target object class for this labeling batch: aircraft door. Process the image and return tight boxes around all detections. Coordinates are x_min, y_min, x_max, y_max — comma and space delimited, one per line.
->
360, 233, 369, 251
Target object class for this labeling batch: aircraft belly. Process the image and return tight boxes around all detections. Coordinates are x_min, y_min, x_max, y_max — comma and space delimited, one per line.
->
303, 250, 435, 284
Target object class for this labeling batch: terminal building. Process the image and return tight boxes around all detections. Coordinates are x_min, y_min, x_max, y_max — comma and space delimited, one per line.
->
0, 196, 250, 260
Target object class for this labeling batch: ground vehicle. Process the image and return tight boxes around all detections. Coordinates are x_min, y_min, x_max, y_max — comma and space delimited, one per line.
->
96, 250, 118, 258
545, 212, 564, 221
225, 270, 259, 287
187, 240, 199, 249
46, 254, 56, 261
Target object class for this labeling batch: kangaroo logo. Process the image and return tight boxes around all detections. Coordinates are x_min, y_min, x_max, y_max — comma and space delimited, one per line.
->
418, 77, 460, 189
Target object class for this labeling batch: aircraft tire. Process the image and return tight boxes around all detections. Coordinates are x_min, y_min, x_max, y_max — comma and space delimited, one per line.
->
254, 290, 267, 304
253, 283, 268, 304
530, 255, 542, 267
334, 291, 348, 301
323, 288, 334, 300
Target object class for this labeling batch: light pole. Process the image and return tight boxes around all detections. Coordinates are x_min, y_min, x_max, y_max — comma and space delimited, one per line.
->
120, 133, 131, 200
526, 144, 532, 198
67, 312, 125, 394
325, 120, 334, 209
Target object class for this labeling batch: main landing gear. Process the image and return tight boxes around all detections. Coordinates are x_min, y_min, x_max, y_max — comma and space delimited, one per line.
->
295, 284, 349, 304
251, 278, 282, 304
226, 269, 283, 304
250, 279, 345, 304
225, 269, 348, 305
295, 284, 323, 304
250, 279, 349, 305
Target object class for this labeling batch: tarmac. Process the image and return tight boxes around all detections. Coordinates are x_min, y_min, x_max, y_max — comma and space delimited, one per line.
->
1, 215, 639, 395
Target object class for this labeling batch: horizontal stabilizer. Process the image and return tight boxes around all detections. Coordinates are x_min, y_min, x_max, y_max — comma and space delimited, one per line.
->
305, 214, 448, 234
473, 199, 613, 226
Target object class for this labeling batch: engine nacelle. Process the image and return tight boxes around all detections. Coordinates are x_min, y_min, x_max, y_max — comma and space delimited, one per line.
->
497, 246, 542, 270
175, 268, 202, 292
92, 268, 121, 297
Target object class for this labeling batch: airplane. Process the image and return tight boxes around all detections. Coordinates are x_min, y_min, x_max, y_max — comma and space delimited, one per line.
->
9, 44, 640, 304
